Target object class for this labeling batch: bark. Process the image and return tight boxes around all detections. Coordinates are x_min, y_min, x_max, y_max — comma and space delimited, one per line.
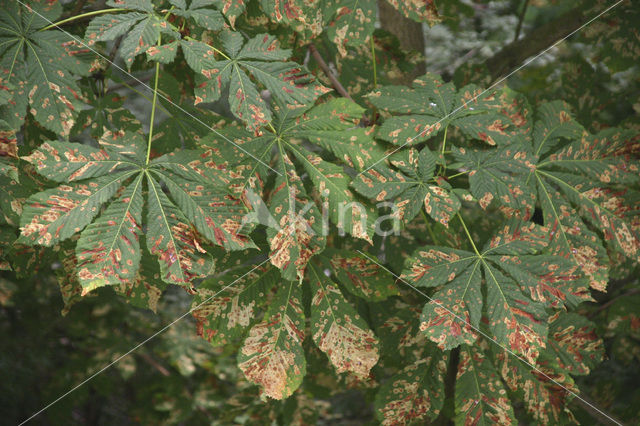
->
377, 0, 426, 81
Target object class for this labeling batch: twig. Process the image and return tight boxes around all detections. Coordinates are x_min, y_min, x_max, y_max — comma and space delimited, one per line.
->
570, 392, 624, 426
513, 0, 530, 42
137, 352, 171, 376
589, 287, 640, 318
308, 43, 353, 101
107, 74, 152, 93
108, 35, 124, 63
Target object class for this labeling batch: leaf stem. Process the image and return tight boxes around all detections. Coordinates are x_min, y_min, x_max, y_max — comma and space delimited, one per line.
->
184, 36, 231, 60
438, 125, 449, 175
146, 36, 162, 165
370, 37, 377, 89
447, 170, 468, 179
41, 8, 125, 31
440, 125, 449, 157
369, 36, 378, 123
457, 212, 480, 256
421, 210, 439, 244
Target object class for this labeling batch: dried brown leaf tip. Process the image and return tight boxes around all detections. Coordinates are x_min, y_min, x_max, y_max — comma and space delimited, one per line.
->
309, 264, 379, 377
238, 281, 306, 399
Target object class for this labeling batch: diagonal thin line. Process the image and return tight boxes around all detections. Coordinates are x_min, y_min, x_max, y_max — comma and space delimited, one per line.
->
357, 0, 626, 177
18, 256, 272, 425
357, 250, 622, 426
12, 0, 281, 176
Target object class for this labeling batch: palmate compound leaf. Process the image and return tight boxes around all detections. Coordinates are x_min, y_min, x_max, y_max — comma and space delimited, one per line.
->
456, 344, 516, 425
197, 99, 381, 280
402, 220, 555, 364
85, 0, 180, 69
192, 264, 278, 346
374, 350, 448, 425
307, 263, 380, 377
169, 0, 224, 31
456, 313, 604, 424
453, 142, 536, 218
528, 102, 640, 291
352, 146, 461, 225
367, 73, 519, 146
238, 279, 306, 400
491, 311, 604, 426
0, 0, 90, 138
18, 130, 253, 293
181, 32, 330, 132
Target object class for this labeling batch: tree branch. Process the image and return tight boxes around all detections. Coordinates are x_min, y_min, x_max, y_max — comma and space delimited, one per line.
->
308, 43, 353, 101
570, 392, 624, 426
138, 352, 171, 377
484, 6, 588, 81
513, 0, 530, 42
589, 287, 640, 318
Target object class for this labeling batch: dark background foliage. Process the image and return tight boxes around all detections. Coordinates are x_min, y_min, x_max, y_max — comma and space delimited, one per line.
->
1, 0, 639, 424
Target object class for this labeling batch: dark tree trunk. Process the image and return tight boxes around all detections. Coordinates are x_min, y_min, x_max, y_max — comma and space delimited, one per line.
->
377, 0, 426, 82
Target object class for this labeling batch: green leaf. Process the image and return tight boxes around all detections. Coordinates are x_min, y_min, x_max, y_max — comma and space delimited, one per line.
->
204, 100, 379, 279
259, 0, 323, 39
23, 140, 140, 182
322, 248, 398, 301
384, 0, 440, 24
146, 41, 180, 64
531, 110, 640, 290
150, 151, 255, 251
494, 347, 578, 424
546, 312, 604, 376
353, 147, 460, 225
145, 173, 215, 284
456, 345, 516, 425
375, 351, 447, 425
324, 0, 376, 57
238, 280, 306, 399
0, 173, 28, 226
18, 171, 136, 247
75, 174, 144, 293
20, 129, 253, 291
402, 221, 550, 363
183, 34, 329, 131
192, 264, 278, 346
113, 244, 167, 312
0, 1, 88, 137
371, 300, 427, 366
368, 74, 517, 146
86, 5, 179, 69
308, 263, 379, 377
268, 150, 326, 281
281, 98, 384, 171
453, 143, 536, 218
172, 1, 224, 31
288, 143, 377, 242
210, 0, 247, 27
